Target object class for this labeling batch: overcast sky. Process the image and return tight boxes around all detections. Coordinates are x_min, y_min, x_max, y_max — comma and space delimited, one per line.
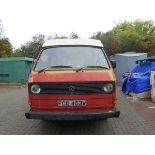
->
0, 0, 155, 48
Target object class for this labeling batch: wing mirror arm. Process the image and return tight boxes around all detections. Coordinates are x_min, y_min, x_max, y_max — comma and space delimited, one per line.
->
32, 59, 37, 69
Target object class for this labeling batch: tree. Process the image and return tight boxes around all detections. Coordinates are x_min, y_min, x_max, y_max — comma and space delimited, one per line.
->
134, 20, 155, 55
0, 38, 13, 57
20, 32, 80, 58
48, 34, 67, 39
68, 32, 80, 39
12, 49, 24, 57
92, 20, 155, 56
91, 31, 120, 56
48, 32, 80, 39
20, 34, 45, 58
91, 31, 103, 40
0, 19, 13, 57
113, 20, 155, 55
113, 20, 146, 52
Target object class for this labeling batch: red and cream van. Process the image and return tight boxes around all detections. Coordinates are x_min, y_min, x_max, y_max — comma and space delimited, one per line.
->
25, 39, 120, 120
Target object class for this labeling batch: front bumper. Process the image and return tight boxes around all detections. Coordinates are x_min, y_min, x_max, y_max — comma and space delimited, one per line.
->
25, 108, 120, 120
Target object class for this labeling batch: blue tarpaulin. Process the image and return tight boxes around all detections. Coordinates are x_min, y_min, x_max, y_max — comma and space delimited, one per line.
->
122, 61, 155, 94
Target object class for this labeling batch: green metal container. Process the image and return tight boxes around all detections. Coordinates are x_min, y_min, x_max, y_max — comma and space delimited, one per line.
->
0, 57, 33, 83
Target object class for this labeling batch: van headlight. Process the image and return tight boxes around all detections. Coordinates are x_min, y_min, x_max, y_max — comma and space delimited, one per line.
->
102, 83, 114, 93
31, 84, 41, 94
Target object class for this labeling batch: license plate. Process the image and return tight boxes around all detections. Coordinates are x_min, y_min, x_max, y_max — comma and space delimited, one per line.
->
58, 100, 87, 107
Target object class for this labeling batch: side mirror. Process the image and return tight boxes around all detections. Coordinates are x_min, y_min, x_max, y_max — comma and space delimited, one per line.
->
110, 60, 116, 69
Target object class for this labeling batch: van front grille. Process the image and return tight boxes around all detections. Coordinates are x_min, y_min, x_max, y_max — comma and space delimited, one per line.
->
29, 82, 114, 95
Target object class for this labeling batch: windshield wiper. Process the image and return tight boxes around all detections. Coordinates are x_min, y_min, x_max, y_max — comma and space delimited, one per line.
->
76, 66, 109, 72
38, 65, 73, 73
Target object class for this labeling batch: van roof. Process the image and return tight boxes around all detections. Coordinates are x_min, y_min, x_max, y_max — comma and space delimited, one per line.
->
42, 39, 103, 48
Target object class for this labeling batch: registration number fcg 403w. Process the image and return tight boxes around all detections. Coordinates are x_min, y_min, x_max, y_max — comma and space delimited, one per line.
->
58, 100, 87, 107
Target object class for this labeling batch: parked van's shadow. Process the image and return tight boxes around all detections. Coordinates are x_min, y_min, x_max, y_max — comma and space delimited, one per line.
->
39, 120, 108, 135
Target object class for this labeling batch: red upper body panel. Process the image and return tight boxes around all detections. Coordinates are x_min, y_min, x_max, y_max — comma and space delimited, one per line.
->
29, 70, 115, 83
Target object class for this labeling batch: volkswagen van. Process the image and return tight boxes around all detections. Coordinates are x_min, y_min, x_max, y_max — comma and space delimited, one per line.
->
25, 39, 120, 120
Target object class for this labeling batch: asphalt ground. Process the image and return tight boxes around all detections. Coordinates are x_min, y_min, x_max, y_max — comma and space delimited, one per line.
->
0, 87, 155, 135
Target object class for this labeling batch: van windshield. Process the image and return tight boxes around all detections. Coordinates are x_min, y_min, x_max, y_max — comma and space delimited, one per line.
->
35, 46, 109, 71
